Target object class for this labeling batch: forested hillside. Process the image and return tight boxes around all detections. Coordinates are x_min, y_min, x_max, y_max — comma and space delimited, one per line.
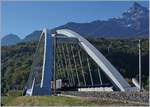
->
1, 42, 37, 95
1, 38, 149, 95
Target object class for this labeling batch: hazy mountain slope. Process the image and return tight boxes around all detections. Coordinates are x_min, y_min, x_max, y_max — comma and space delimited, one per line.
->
3, 2, 148, 43
53, 2, 149, 38
1, 34, 21, 46
22, 31, 42, 42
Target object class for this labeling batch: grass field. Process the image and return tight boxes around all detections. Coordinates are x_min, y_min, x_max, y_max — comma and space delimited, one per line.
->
1, 95, 148, 106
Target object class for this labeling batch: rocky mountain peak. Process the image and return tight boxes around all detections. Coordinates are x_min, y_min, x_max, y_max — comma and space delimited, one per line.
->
122, 2, 148, 20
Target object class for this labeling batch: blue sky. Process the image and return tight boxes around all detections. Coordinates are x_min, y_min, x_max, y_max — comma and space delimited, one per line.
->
1, 1, 149, 39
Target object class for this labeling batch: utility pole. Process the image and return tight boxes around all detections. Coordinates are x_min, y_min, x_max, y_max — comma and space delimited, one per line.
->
138, 40, 141, 91
107, 47, 110, 53
108, 42, 112, 53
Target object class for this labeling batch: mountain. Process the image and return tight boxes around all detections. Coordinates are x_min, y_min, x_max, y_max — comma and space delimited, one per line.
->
22, 31, 42, 42
120, 2, 148, 35
53, 2, 149, 38
1, 34, 21, 46
3, 2, 148, 44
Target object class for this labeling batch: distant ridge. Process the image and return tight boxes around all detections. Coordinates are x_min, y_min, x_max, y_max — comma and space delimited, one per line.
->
53, 2, 149, 38
2, 2, 149, 45
22, 30, 42, 43
1, 34, 21, 46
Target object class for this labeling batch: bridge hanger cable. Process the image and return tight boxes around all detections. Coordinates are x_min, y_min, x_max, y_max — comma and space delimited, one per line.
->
63, 43, 74, 86
56, 47, 63, 80
78, 40, 103, 86
97, 67, 103, 85
57, 44, 67, 80
25, 34, 44, 89
57, 63, 62, 79
61, 43, 72, 87
86, 53, 94, 86
70, 44, 81, 87
65, 43, 76, 86
77, 45, 86, 86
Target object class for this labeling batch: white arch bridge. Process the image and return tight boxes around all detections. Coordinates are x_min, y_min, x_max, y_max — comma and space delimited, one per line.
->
24, 28, 139, 96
